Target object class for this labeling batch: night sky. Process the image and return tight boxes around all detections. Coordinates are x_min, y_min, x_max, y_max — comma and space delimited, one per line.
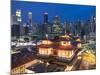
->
11, 0, 96, 24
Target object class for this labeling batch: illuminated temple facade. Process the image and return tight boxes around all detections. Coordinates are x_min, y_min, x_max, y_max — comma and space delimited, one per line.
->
38, 34, 82, 60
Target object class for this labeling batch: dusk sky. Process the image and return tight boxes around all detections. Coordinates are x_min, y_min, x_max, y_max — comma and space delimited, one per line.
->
11, 0, 96, 23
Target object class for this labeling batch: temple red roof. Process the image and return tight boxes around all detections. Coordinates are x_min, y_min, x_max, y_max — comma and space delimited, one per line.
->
38, 44, 52, 48
53, 45, 74, 50
59, 37, 70, 41
38, 44, 76, 51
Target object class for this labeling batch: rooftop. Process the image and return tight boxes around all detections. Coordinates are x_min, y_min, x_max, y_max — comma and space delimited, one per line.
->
53, 45, 75, 50
27, 63, 46, 73
11, 48, 36, 69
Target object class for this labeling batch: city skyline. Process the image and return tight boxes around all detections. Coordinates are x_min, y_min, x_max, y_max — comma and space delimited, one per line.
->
11, 1, 96, 24
11, 1, 96, 74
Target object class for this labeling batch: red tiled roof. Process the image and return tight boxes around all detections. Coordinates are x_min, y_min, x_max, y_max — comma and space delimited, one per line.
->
53, 45, 74, 50
42, 39, 52, 42
38, 44, 52, 48
38, 43, 76, 50
59, 38, 70, 41
50, 39, 60, 42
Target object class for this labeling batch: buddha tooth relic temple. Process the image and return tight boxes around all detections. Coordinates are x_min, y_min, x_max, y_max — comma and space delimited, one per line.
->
38, 34, 82, 61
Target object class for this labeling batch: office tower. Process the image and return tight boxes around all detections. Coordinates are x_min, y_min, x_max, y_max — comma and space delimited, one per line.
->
28, 12, 32, 26
23, 23, 29, 36
11, 12, 21, 38
93, 16, 96, 33
90, 16, 96, 33
76, 19, 82, 35
43, 12, 48, 34
43, 12, 51, 34
69, 22, 74, 34
71, 22, 76, 35
88, 16, 96, 40
32, 23, 38, 34
44, 12, 48, 23
16, 9, 22, 24
52, 15, 62, 34
64, 21, 72, 34
11, 24, 20, 38
11, 14, 17, 25
27, 12, 33, 35
64, 21, 68, 34
86, 20, 91, 35
80, 22, 85, 40
16, 9, 25, 36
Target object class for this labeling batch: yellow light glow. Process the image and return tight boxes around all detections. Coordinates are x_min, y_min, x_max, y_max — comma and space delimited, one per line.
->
57, 50, 73, 58
42, 40, 52, 44
76, 38, 81, 42
68, 41, 71, 45
77, 43, 82, 48
11, 65, 25, 74
67, 51, 73, 58
83, 52, 96, 65
39, 48, 52, 55
61, 41, 68, 46
16, 10, 21, 17
78, 56, 82, 60
61, 34, 70, 38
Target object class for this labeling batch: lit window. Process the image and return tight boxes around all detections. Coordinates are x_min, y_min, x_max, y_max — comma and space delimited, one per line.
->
61, 41, 68, 46
58, 50, 62, 57
68, 41, 71, 45
41, 49, 44, 54
42, 40, 51, 44
77, 43, 82, 48
65, 51, 73, 58
47, 48, 52, 55
16, 10, 21, 17
62, 51, 65, 56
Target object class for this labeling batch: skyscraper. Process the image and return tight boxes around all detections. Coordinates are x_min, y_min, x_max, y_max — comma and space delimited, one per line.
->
16, 9, 22, 24
11, 15, 17, 25
28, 12, 32, 26
11, 24, 20, 38
93, 16, 96, 33
27, 12, 33, 35
76, 19, 82, 35
44, 12, 48, 23
43, 12, 51, 34
80, 22, 85, 40
11, 11, 21, 38
23, 23, 29, 36
64, 21, 71, 34
90, 16, 96, 33
52, 15, 62, 34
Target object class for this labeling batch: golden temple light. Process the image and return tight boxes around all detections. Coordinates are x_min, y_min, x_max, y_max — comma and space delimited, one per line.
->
76, 38, 81, 42
77, 43, 82, 48
42, 40, 52, 44
61, 34, 70, 39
